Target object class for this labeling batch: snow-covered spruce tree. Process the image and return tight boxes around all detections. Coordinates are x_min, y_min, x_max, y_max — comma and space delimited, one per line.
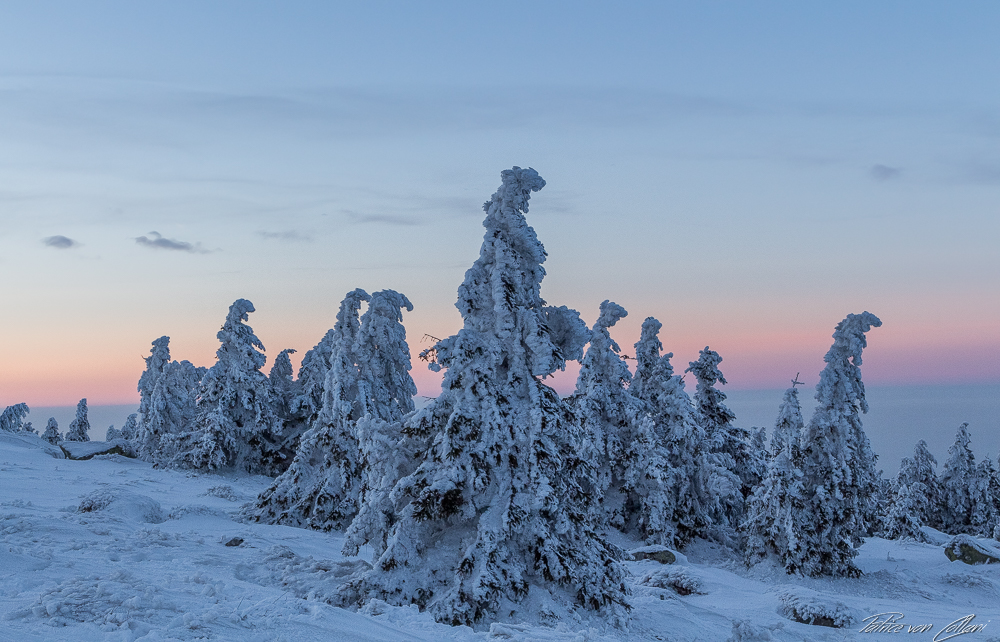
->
896, 440, 942, 529
41, 418, 61, 444
971, 457, 1000, 537
65, 398, 91, 442
686, 348, 762, 526
105, 425, 122, 441
170, 299, 279, 473
268, 347, 304, 461
0, 403, 29, 432
743, 385, 808, 571
798, 312, 881, 577
939, 423, 976, 534
881, 482, 930, 542
246, 288, 371, 530
137, 336, 171, 434
343, 290, 420, 557
20, 421, 34, 434
140, 359, 204, 464
629, 317, 739, 548
120, 413, 139, 441
338, 168, 628, 626
570, 300, 641, 528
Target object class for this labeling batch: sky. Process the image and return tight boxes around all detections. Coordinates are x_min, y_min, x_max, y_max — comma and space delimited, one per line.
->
1, 1, 998, 409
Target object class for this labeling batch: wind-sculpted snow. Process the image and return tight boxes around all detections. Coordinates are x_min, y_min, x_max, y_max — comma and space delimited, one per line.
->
1, 433, 1000, 640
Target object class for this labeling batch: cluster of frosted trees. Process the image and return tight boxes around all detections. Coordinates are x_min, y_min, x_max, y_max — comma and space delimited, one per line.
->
0, 398, 98, 445
83, 167, 986, 625
881, 424, 1000, 542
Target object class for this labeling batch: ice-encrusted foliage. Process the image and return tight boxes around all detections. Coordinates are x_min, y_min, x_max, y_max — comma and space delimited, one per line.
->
687, 348, 759, 528
971, 457, 1000, 537
293, 329, 337, 425
247, 289, 371, 530
65, 398, 91, 442
20, 421, 34, 434
798, 312, 881, 577
743, 386, 808, 572
940, 423, 976, 535
340, 168, 628, 626
120, 413, 139, 441
170, 299, 278, 473
897, 440, 941, 529
882, 483, 930, 542
630, 318, 738, 548
343, 290, 419, 556
41, 418, 61, 444
138, 336, 171, 416
141, 360, 204, 464
105, 425, 122, 441
0, 403, 29, 432
268, 348, 303, 458
571, 300, 640, 525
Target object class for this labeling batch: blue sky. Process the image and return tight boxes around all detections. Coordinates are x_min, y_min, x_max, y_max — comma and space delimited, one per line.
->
1, 2, 998, 405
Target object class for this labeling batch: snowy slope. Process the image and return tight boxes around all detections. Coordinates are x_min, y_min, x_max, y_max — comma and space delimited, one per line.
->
2, 436, 998, 642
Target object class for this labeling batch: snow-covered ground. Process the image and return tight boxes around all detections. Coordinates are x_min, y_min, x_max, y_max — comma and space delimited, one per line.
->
2, 433, 998, 642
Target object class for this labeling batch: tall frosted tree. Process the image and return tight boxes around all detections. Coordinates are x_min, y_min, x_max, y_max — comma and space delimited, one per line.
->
143, 360, 204, 464
971, 457, 1000, 537
896, 440, 941, 528
171, 299, 278, 473
268, 347, 304, 460
0, 403, 29, 432
138, 337, 171, 425
247, 289, 371, 530
629, 317, 739, 547
686, 348, 760, 528
939, 423, 976, 534
743, 385, 809, 571
881, 482, 929, 542
343, 290, 419, 556
65, 398, 91, 442
571, 300, 639, 527
338, 168, 627, 626
798, 312, 881, 577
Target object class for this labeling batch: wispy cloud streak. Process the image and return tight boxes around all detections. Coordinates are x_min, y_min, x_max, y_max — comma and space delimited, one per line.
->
135, 231, 208, 253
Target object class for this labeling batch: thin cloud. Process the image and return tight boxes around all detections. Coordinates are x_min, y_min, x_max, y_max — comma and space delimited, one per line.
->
257, 230, 313, 242
135, 231, 208, 253
346, 212, 421, 226
870, 164, 901, 181
43, 235, 79, 249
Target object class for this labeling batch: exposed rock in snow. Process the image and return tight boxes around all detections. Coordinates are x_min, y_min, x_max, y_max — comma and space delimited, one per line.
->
944, 534, 1000, 565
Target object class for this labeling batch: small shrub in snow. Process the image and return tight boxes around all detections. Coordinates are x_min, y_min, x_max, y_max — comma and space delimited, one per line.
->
637, 567, 704, 595
203, 485, 243, 501
77, 489, 166, 524
727, 619, 783, 642
777, 588, 856, 628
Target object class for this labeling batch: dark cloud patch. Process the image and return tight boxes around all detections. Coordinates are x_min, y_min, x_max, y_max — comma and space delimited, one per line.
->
870, 164, 901, 181
135, 231, 208, 253
43, 235, 79, 249
258, 230, 313, 242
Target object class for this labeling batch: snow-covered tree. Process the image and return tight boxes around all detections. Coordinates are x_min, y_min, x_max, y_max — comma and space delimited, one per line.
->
268, 347, 304, 459
343, 289, 420, 556
939, 423, 976, 534
138, 336, 171, 426
170, 299, 279, 473
139, 359, 204, 464
106, 425, 122, 441
629, 318, 738, 548
338, 168, 628, 626
798, 312, 881, 577
247, 288, 371, 530
65, 398, 91, 442
41, 417, 62, 444
743, 385, 808, 571
570, 300, 640, 527
0, 403, 29, 432
687, 348, 761, 526
896, 440, 941, 528
971, 457, 1000, 537
120, 413, 139, 441
881, 482, 930, 543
